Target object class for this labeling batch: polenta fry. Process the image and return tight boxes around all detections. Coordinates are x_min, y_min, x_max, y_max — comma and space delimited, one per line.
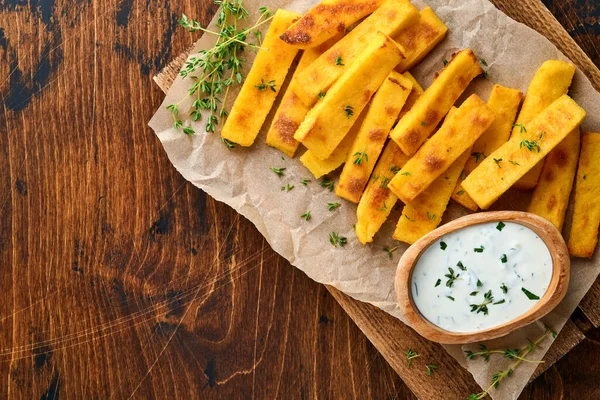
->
511, 60, 576, 189
294, 32, 404, 160
388, 94, 495, 204
528, 128, 580, 230
355, 141, 410, 244
279, 0, 385, 49
336, 71, 413, 203
221, 9, 301, 146
462, 95, 586, 210
452, 84, 523, 211
390, 49, 483, 156
568, 132, 600, 258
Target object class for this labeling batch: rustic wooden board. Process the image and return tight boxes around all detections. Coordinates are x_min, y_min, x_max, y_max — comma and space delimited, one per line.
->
153, 0, 597, 395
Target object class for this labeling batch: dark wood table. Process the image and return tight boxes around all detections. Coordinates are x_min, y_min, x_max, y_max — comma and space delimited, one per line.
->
1, 0, 599, 398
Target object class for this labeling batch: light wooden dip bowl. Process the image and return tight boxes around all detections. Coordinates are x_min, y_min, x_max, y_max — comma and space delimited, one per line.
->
395, 211, 570, 344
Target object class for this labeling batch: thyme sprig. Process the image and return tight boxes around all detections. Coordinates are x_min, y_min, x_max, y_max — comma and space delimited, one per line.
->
467, 326, 555, 399
167, 2, 274, 134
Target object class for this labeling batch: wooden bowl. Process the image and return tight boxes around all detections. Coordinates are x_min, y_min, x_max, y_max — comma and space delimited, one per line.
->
395, 211, 570, 344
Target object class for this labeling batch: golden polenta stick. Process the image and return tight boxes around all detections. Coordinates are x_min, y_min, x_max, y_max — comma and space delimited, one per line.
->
394, 148, 471, 244
336, 71, 413, 203
290, 0, 419, 106
394, 7, 448, 73
355, 141, 410, 244
279, 0, 385, 49
390, 49, 483, 156
528, 128, 580, 230
221, 9, 301, 146
299, 107, 367, 178
452, 84, 523, 211
388, 94, 494, 204
294, 32, 404, 160
511, 60, 576, 190
568, 132, 600, 258
266, 36, 340, 157
462, 95, 586, 210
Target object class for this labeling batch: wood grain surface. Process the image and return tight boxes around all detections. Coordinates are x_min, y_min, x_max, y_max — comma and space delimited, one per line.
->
1, 0, 600, 399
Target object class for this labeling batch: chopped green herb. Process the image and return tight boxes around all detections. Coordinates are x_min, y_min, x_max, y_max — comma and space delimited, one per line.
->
447, 296, 455, 301
435, 279, 441, 287
377, 202, 388, 211
300, 179, 311, 186
500, 254, 508, 263
521, 287, 540, 300
222, 138, 236, 150
427, 212, 437, 221
329, 232, 347, 247
404, 349, 419, 368
513, 123, 527, 133
493, 158, 503, 168
501, 283, 508, 294
456, 189, 465, 195
389, 164, 401, 174
301, 211, 311, 221
474, 246, 485, 253
583, 173, 587, 180
496, 221, 506, 231
477, 279, 483, 288
508, 160, 520, 166
255, 78, 277, 92
445, 267, 459, 287
519, 132, 545, 153
281, 183, 294, 192
471, 152, 487, 163
270, 167, 286, 177
470, 291, 479, 296
494, 299, 506, 305
480, 58, 488, 67
318, 91, 327, 99
421, 121, 427, 126
335, 55, 344, 66
404, 214, 415, 222
440, 241, 447, 250
344, 105, 354, 118
457, 261, 467, 271
401, 171, 412, 176
443, 59, 449, 66
327, 202, 341, 211
426, 364, 438, 376
470, 290, 494, 315
353, 148, 368, 165
320, 178, 334, 191
384, 246, 398, 259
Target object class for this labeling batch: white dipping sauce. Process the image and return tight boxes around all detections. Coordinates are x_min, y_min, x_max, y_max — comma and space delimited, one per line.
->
410, 221, 552, 333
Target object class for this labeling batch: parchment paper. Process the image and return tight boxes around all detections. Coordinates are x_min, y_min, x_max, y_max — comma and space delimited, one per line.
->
149, 1, 600, 398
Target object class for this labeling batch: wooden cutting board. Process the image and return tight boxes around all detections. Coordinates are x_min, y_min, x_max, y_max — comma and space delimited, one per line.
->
154, 0, 600, 397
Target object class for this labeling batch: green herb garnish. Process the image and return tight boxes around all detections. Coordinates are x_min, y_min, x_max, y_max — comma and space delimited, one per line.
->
496, 221, 506, 231
327, 202, 341, 211
500, 254, 507, 263
445, 267, 459, 287
353, 148, 368, 165
344, 105, 354, 118
270, 167, 286, 177
255, 78, 277, 92
521, 287, 540, 300
301, 211, 311, 221
329, 232, 347, 247
384, 246, 397, 259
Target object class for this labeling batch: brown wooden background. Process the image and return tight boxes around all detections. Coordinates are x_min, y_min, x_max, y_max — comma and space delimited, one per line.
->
1, 0, 600, 398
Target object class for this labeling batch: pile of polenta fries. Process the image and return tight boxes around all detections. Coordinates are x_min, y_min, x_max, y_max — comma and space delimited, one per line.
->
219, 0, 600, 258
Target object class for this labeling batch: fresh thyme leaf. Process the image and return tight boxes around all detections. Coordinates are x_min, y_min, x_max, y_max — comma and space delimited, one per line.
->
222, 138, 236, 150
500, 254, 507, 263
300, 179, 311, 186
255, 78, 277, 92
501, 283, 508, 294
383, 246, 397, 259
389, 164, 401, 174
440, 241, 447, 250
435, 279, 441, 287
427, 212, 437, 221
400, 171, 412, 176
182, 126, 195, 135
335, 55, 345, 66
444, 267, 459, 287
494, 299, 506, 305
470, 291, 479, 296
344, 105, 354, 118
281, 183, 294, 192
521, 287, 540, 300
270, 167, 286, 177
327, 202, 341, 211
482, 70, 489, 79
426, 364, 438, 376
470, 290, 494, 315
318, 91, 327, 99
513, 123, 527, 133
477, 279, 483, 288
404, 214, 415, 222
460, 170, 466, 180
353, 148, 368, 165
320, 178, 334, 191
301, 211, 311, 221
329, 232, 347, 247
404, 349, 419, 368
443, 59, 449, 66
421, 121, 427, 126
457, 261, 467, 271
447, 295, 455, 301
474, 246, 485, 253
496, 221, 506, 231
583, 173, 588, 180
471, 151, 487, 163
493, 158, 503, 168
480, 58, 488, 66
379, 176, 390, 189
519, 131, 545, 153
377, 202, 388, 211
456, 189, 465, 195
509, 159, 520, 166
